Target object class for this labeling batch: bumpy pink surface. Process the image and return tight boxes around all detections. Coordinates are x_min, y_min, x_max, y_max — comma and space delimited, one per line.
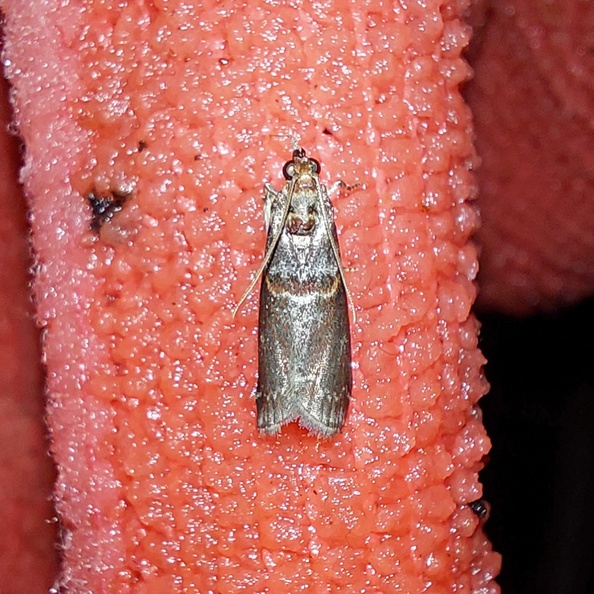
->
468, 0, 594, 315
2, 0, 499, 592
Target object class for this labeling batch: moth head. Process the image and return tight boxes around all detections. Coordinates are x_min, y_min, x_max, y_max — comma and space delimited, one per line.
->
283, 148, 321, 180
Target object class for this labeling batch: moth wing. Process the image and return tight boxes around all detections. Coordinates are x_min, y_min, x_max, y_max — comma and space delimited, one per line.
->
318, 184, 357, 324
256, 277, 296, 434
263, 183, 278, 231
233, 184, 285, 317
294, 286, 351, 437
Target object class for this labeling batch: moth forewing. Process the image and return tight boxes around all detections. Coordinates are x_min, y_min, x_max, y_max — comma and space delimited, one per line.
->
232, 181, 293, 317
263, 183, 277, 231
314, 176, 357, 325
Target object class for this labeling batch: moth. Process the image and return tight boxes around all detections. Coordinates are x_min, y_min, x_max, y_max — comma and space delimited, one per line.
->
235, 148, 354, 437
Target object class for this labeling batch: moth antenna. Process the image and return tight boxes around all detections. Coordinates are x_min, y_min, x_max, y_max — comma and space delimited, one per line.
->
233, 182, 295, 317
315, 178, 357, 325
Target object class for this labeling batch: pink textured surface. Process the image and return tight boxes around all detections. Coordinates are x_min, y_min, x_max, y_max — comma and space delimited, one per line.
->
468, 0, 594, 315
2, 0, 499, 591
0, 73, 57, 592
1, 0, 126, 587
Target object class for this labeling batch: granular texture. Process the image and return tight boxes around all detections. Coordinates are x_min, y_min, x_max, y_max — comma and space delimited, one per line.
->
2, 0, 500, 591
468, 0, 594, 315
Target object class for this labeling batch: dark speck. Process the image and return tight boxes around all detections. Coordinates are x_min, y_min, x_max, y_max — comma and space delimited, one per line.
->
138, 140, 147, 152
87, 189, 131, 232
469, 498, 491, 522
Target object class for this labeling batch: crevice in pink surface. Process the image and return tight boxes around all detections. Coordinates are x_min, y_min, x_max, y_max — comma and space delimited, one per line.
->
0, 66, 59, 593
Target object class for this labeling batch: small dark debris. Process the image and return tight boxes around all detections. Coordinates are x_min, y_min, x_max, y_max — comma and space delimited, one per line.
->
203, 207, 209, 213
469, 498, 491, 522
87, 189, 131, 232
322, 128, 333, 136
138, 140, 147, 152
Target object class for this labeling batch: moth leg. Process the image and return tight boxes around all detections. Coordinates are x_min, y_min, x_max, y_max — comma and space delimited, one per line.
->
328, 179, 360, 196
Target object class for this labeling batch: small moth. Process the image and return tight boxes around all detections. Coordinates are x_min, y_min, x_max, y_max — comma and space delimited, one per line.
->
235, 148, 354, 437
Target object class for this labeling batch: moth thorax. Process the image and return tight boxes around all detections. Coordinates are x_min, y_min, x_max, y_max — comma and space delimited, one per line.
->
287, 211, 316, 236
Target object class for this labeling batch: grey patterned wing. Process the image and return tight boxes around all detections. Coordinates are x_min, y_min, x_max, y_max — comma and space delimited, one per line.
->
256, 275, 296, 434
292, 283, 351, 437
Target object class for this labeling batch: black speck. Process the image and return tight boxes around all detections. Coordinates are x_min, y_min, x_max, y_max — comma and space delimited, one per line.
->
469, 498, 491, 522
322, 128, 333, 136
87, 189, 131, 232
203, 207, 209, 213
138, 140, 147, 152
